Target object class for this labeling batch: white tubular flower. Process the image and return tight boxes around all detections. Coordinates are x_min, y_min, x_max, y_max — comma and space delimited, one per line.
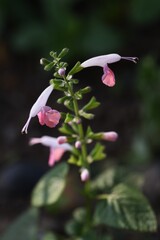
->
21, 85, 53, 134
29, 136, 72, 166
81, 54, 138, 87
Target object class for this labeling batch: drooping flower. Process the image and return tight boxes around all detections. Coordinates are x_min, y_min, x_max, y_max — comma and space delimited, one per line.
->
80, 168, 90, 182
38, 106, 61, 128
81, 54, 138, 87
102, 131, 118, 142
29, 136, 72, 166
21, 85, 53, 134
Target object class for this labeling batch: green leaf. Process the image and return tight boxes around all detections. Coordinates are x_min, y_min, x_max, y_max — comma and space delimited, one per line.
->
64, 99, 74, 111
1, 208, 38, 240
79, 86, 92, 95
58, 48, 69, 58
44, 62, 55, 71
68, 154, 82, 166
75, 86, 92, 100
65, 208, 87, 236
42, 232, 57, 240
89, 143, 106, 162
50, 79, 66, 91
64, 113, 74, 123
68, 61, 83, 75
57, 96, 71, 104
94, 184, 157, 232
31, 163, 69, 207
59, 123, 75, 135
83, 97, 100, 112
79, 110, 94, 120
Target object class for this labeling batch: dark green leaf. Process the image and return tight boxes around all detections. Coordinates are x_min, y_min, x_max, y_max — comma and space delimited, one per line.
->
31, 163, 69, 207
94, 184, 157, 232
68, 61, 83, 75
83, 97, 100, 112
1, 208, 38, 240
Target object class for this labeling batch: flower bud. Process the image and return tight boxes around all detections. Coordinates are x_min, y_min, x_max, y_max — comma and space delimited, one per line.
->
57, 136, 68, 144
58, 68, 66, 76
80, 168, 90, 182
75, 140, 81, 149
102, 131, 118, 142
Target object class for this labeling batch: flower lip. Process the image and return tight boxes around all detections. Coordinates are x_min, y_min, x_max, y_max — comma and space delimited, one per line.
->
37, 106, 61, 128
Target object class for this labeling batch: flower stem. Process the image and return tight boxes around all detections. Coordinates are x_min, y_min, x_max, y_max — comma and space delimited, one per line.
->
64, 76, 89, 168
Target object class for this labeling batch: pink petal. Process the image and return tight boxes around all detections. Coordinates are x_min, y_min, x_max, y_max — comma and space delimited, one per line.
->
37, 106, 61, 128
102, 66, 115, 87
45, 110, 61, 128
48, 147, 65, 167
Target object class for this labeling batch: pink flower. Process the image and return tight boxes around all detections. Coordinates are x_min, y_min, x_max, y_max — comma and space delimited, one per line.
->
29, 136, 72, 166
80, 168, 90, 182
21, 85, 53, 134
38, 106, 61, 128
81, 54, 138, 87
102, 131, 118, 142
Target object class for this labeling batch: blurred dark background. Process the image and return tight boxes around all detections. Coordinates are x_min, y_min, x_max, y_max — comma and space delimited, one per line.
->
0, 0, 160, 239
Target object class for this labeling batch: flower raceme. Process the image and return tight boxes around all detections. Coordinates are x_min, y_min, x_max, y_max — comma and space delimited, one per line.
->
21, 85, 61, 134
29, 136, 72, 166
81, 54, 138, 87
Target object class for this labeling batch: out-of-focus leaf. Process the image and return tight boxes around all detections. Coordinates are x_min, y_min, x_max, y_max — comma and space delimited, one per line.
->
42, 232, 57, 240
31, 163, 69, 207
1, 208, 38, 240
130, 0, 160, 24
94, 184, 157, 232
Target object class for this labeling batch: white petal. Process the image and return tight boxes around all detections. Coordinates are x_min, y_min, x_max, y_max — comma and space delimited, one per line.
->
29, 85, 53, 118
21, 85, 53, 134
81, 54, 121, 68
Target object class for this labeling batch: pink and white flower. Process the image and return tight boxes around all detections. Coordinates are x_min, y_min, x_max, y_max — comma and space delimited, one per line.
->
81, 54, 138, 87
29, 136, 72, 166
21, 85, 57, 134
